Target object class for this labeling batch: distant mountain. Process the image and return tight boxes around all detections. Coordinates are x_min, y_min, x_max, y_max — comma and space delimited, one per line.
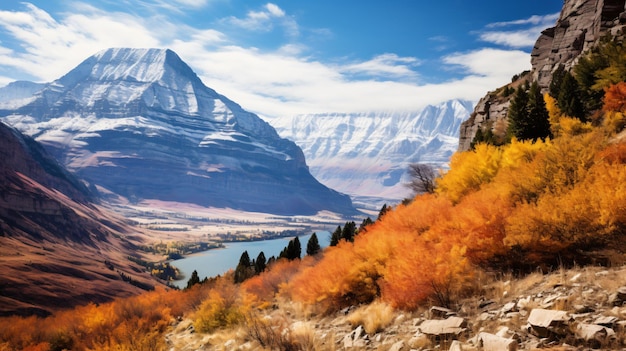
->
0, 121, 156, 316
0, 48, 356, 216
0, 81, 45, 105
270, 100, 473, 201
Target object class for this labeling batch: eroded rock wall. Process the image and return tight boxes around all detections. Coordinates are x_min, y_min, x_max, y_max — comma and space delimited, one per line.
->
459, 0, 626, 152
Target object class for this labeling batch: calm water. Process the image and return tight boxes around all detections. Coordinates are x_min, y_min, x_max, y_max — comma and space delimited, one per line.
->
171, 231, 330, 288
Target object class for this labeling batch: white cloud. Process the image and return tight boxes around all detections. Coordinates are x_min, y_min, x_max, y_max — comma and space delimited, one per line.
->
486, 13, 559, 28
479, 26, 545, 48
479, 13, 559, 48
444, 48, 530, 78
0, 3, 533, 118
340, 53, 421, 80
223, 2, 296, 36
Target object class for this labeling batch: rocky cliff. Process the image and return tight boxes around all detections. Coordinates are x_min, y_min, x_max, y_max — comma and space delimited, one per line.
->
459, 0, 626, 152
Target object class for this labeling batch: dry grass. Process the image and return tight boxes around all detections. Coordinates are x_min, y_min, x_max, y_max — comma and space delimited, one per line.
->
346, 301, 395, 335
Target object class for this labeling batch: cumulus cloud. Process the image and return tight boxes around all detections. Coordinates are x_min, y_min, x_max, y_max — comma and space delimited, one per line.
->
0, 2, 535, 118
222, 2, 298, 37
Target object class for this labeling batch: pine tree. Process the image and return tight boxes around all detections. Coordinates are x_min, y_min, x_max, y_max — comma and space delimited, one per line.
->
549, 64, 566, 99
377, 204, 390, 221
306, 233, 321, 256
234, 250, 253, 283
279, 237, 302, 260
526, 81, 552, 141
255, 251, 267, 274
358, 217, 374, 233
330, 225, 342, 246
342, 221, 357, 242
290, 237, 302, 260
507, 84, 530, 141
557, 72, 586, 121
186, 270, 201, 289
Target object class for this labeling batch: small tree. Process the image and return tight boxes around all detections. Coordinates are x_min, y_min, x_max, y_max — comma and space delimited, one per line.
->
306, 233, 321, 256
377, 204, 390, 221
186, 270, 201, 289
406, 163, 437, 194
358, 217, 374, 233
254, 251, 267, 274
342, 221, 357, 242
279, 237, 302, 260
234, 251, 253, 283
557, 71, 586, 121
507, 84, 530, 141
330, 225, 342, 246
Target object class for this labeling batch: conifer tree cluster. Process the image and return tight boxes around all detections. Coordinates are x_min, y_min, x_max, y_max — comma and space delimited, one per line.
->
507, 81, 552, 142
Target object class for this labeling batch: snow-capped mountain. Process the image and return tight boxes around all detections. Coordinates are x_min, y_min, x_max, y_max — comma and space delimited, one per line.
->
270, 100, 473, 202
0, 48, 356, 215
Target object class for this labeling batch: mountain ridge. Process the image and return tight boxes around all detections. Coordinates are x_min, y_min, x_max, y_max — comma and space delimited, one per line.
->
0, 48, 357, 216
270, 99, 473, 201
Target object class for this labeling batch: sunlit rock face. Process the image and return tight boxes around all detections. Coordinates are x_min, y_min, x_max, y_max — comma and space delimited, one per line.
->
0, 48, 356, 215
458, 0, 626, 152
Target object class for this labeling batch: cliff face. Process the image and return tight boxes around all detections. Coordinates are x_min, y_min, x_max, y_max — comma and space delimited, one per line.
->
459, 0, 626, 152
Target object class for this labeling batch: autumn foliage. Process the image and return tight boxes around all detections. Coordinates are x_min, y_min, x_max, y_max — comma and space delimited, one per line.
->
2, 85, 626, 350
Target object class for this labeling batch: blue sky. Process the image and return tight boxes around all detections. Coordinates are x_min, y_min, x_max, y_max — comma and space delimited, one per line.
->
0, 1, 562, 117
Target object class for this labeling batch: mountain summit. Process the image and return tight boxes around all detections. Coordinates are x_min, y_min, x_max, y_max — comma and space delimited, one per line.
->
1, 48, 356, 215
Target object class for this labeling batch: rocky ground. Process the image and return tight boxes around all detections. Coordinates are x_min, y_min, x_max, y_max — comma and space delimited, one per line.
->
165, 265, 626, 350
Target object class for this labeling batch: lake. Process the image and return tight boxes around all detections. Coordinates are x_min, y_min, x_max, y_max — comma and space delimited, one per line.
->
171, 231, 330, 288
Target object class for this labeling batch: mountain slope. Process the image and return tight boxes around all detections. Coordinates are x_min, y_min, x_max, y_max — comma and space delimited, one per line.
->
0, 121, 156, 316
0, 48, 356, 216
270, 100, 473, 201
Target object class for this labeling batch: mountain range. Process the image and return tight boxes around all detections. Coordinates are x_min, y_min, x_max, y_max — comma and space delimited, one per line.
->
270, 100, 473, 202
0, 48, 356, 216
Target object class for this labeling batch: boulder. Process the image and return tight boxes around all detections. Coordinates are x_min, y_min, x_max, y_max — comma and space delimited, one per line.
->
478, 332, 518, 351
418, 316, 467, 338
527, 308, 571, 338
576, 323, 615, 347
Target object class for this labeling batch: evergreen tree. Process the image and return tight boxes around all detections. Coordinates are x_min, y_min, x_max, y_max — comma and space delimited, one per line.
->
254, 251, 267, 274
507, 82, 551, 141
306, 233, 321, 256
234, 250, 253, 283
557, 72, 586, 121
526, 81, 552, 141
507, 84, 529, 140
290, 236, 302, 260
279, 237, 302, 260
342, 221, 357, 242
358, 217, 374, 233
330, 225, 342, 246
377, 204, 390, 221
549, 64, 566, 99
185, 270, 201, 289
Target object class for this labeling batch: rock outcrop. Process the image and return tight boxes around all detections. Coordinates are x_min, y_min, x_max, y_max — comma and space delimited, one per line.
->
459, 0, 626, 151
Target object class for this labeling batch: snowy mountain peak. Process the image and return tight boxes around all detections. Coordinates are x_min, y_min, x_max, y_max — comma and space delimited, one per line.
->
0, 48, 356, 215
60, 48, 192, 85
270, 99, 474, 202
